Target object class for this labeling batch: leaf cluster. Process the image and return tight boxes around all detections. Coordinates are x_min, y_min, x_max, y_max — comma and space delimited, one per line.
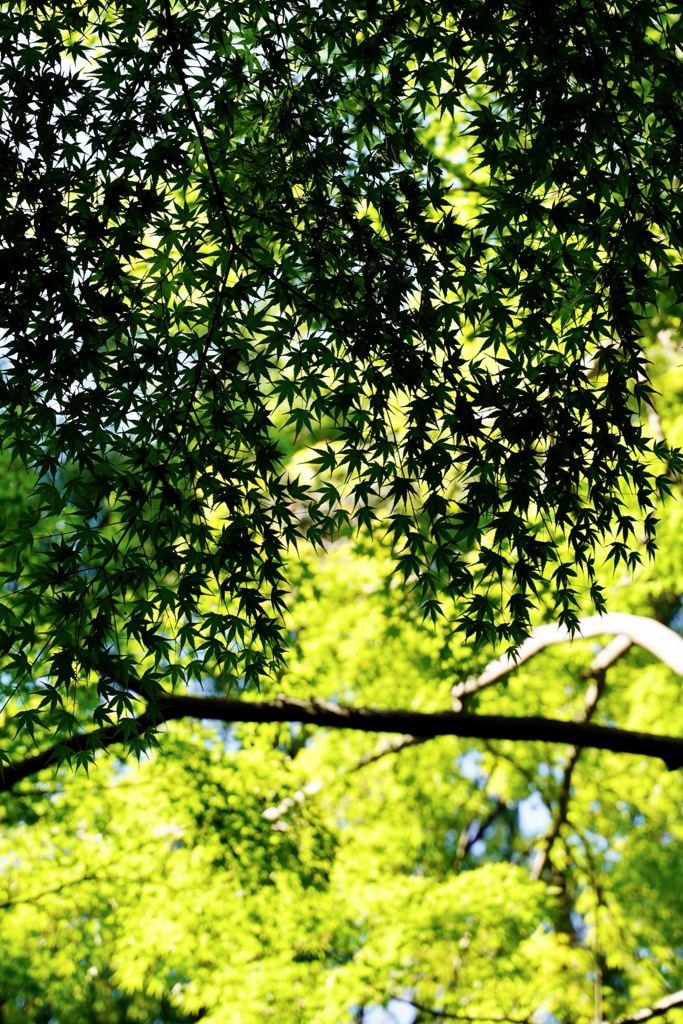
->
0, 1, 681, 738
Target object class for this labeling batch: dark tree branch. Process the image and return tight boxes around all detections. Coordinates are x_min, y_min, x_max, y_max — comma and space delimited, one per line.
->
394, 1000, 530, 1023
0, 873, 99, 911
460, 799, 508, 859
0, 717, 156, 791
2, 696, 683, 791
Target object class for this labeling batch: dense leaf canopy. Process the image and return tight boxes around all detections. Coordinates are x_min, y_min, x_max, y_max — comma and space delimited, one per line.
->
1, 0, 682, 740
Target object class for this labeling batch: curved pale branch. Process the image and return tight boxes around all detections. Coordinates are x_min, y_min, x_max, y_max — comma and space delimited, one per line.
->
3, 695, 683, 792
387, 988, 683, 1024
612, 989, 683, 1024
452, 613, 683, 709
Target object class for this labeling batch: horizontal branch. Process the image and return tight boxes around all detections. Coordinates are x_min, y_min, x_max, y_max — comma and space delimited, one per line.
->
3, 695, 683, 792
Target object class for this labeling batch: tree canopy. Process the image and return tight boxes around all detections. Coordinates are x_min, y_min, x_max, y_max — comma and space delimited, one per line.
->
0, 2, 683, 1020
1, 0, 683, 752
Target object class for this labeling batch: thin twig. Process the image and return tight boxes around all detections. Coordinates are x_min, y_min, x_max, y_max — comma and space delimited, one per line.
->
530, 666, 608, 881
351, 734, 428, 771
